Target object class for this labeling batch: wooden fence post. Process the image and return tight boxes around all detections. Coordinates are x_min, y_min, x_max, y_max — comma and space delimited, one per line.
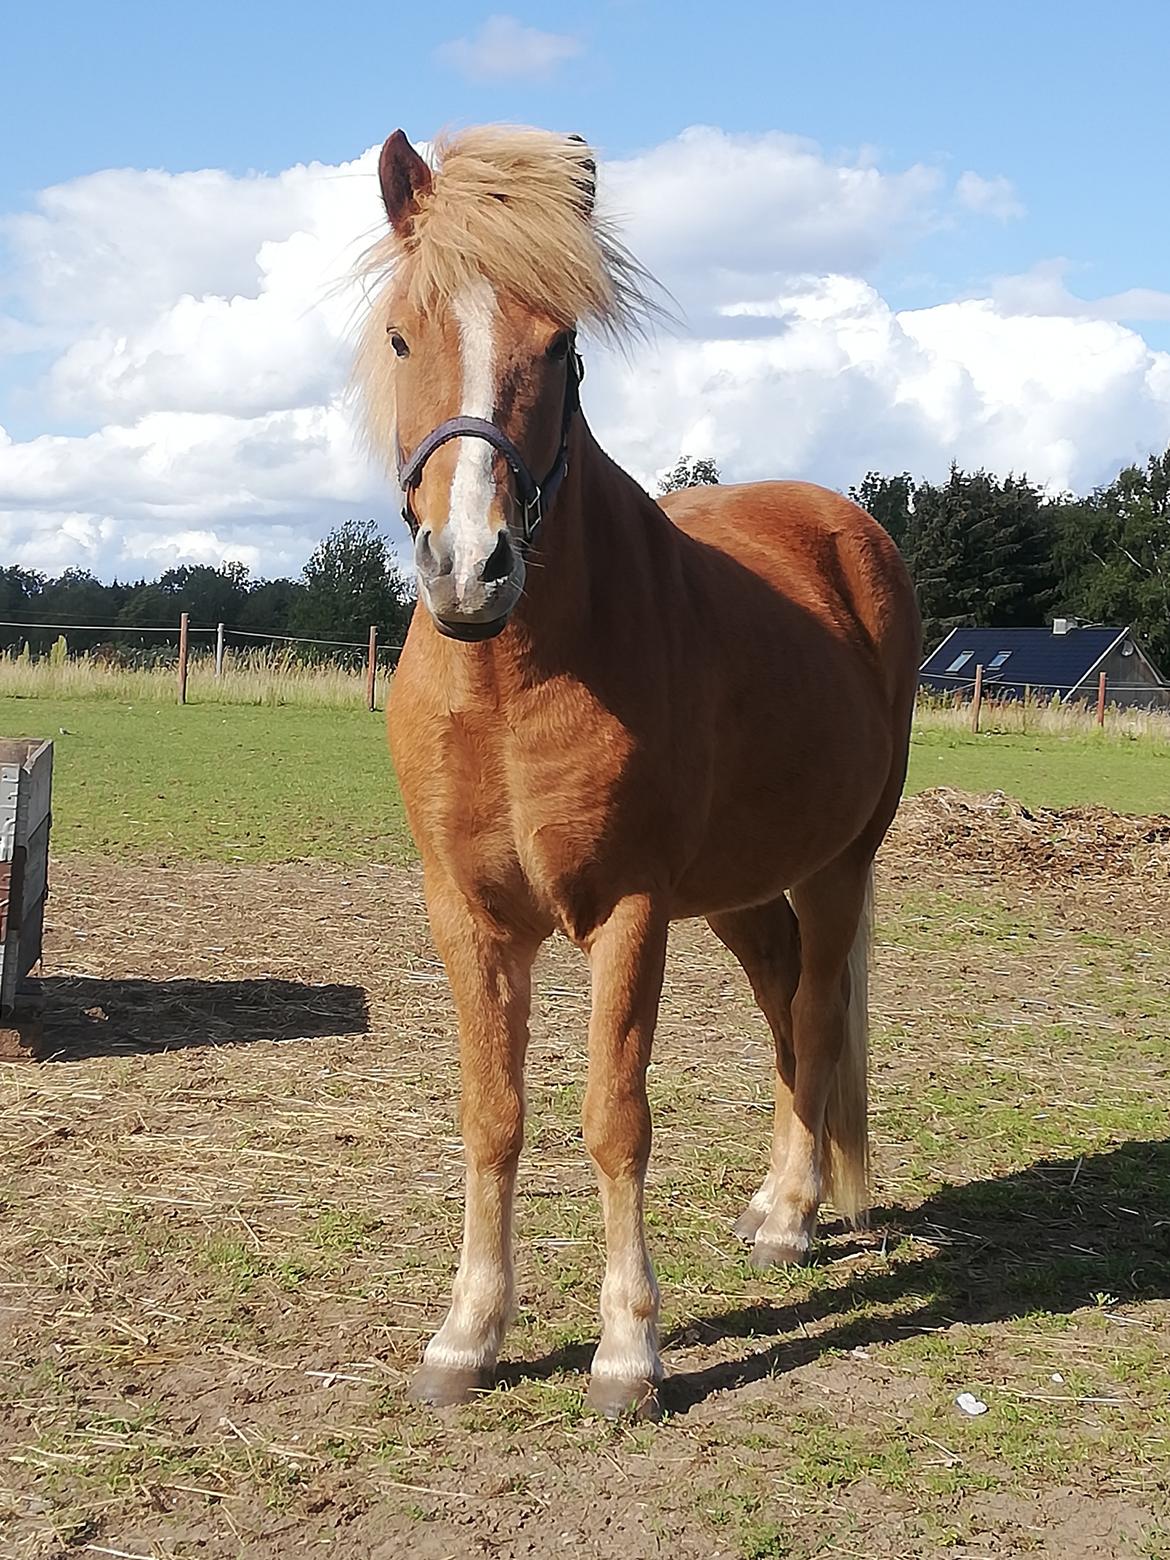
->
215, 622, 225, 679
971, 663, 984, 733
1097, 670, 1107, 728
366, 626, 378, 712
178, 612, 190, 705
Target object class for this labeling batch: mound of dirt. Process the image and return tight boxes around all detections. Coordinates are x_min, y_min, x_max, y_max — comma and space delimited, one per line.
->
888, 788, 1170, 880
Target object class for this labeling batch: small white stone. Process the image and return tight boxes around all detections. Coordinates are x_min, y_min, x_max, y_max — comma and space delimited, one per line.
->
956, 1391, 989, 1416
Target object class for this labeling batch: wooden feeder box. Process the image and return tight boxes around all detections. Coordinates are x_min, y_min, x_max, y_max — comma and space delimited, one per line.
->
0, 738, 53, 1060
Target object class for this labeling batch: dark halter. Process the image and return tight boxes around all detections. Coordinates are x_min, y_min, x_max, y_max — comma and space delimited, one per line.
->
396, 336, 584, 552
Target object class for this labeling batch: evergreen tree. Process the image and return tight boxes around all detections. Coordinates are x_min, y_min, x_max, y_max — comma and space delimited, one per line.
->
904, 466, 1058, 647
1051, 447, 1170, 667
849, 472, 915, 550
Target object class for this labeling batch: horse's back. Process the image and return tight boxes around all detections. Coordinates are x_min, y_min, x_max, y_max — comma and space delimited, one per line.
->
658, 480, 919, 687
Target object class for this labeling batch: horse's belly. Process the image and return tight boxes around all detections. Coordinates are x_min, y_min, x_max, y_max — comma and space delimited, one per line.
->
669, 826, 845, 917
668, 727, 892, 915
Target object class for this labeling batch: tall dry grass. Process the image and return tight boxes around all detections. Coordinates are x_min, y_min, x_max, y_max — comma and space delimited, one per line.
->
915, 691, 1170, 744
3, 644, 1170, 738
0, 646, 391, 709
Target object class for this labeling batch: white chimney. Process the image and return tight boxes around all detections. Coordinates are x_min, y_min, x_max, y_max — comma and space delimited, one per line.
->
1053, 618, 1070, 635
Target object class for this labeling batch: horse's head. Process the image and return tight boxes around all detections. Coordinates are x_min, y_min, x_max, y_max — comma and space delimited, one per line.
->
371, 130, 598, 640
356, 126, 659, 642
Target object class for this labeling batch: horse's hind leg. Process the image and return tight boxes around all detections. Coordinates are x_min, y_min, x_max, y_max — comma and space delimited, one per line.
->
751, 853, 873, 1269
708, 896, 801, 1243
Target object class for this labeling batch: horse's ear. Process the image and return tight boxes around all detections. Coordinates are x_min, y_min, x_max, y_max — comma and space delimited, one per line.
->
378, 130, 433, 234
567, 133, 596, 220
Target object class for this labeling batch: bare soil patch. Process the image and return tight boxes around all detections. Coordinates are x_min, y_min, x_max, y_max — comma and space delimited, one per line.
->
2, 793, 1168, 1559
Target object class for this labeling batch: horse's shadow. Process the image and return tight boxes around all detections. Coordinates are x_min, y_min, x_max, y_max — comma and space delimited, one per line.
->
35, 974, 369, 1058
514, 1140, 1170, 1411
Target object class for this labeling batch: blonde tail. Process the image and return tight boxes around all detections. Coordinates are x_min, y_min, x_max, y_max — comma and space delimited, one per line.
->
824, 868, 872, 1225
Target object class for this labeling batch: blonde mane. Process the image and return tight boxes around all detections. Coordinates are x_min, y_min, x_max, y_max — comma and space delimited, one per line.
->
353, 125, 664, 460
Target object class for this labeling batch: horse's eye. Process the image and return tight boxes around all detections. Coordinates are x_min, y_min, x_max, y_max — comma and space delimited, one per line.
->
545, 333, 570, 361
388, 331, 410, 358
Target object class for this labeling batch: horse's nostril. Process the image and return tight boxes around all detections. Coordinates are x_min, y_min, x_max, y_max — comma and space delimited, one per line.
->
480, 529, 515, 584
416, 528, 453, 581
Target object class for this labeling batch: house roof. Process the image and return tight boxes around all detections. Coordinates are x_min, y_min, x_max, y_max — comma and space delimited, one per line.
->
919, 625, 1131, 695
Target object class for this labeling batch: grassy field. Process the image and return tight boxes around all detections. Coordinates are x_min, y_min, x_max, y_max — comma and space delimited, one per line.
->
0, 697, 1166, 869
2, 693, 1169, 1557
0, 699, 409, 863
908, 726, 1170, 815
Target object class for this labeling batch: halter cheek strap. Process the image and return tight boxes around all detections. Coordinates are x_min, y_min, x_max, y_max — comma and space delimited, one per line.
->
397, 337, 584, 552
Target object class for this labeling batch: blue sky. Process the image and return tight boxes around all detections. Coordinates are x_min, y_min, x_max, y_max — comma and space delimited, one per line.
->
2, 1, 1169, 578
5, 0, 1166, 315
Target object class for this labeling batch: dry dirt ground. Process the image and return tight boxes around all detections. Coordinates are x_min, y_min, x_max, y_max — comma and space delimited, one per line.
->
2, 792, 1169, 1559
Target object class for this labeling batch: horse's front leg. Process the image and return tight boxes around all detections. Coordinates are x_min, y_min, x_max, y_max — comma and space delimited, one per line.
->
410, 880, 541, 1407
582, 895, 669, 1421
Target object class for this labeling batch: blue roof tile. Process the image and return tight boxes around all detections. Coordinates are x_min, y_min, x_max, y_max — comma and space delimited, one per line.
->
920, 626, 1124, 696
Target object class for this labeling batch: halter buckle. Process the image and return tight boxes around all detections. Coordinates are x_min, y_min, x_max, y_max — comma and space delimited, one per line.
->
522, 485, 544, 545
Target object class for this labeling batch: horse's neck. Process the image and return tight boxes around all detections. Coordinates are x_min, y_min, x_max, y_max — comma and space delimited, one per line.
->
514, 419, 668, 650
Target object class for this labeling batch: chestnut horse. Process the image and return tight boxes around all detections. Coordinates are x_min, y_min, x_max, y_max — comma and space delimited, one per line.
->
355, 126, 920, 1420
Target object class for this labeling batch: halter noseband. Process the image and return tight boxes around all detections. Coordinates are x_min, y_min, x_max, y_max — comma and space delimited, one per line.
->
396, 336, 584, 552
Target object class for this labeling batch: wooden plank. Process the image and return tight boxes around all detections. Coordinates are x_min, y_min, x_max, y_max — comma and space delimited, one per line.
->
0, 765, 20, 863
16, 892, 46, 983
22, 741, 53, 835
0, 739, 52, 1014
21, 818, 49, 912
0, 783, 28, 1012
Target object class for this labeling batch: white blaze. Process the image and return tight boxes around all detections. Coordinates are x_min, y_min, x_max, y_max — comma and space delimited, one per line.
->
448, 278, 499, 601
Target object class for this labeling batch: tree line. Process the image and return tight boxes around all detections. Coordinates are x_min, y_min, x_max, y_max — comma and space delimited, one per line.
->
5, 443, 1168, 668
0, 520, 414, 659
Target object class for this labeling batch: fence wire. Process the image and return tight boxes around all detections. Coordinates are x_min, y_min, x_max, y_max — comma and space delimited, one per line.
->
0, 619, 405, 656
922, 669, 1161, 695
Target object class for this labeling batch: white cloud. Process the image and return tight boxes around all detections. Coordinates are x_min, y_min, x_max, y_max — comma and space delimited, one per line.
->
436, 15, 582, 82
592, 277, 1170, 497
955, 171, 1025, 222
991, 259, 1170, 322
603, 128, 943, 316
0, 405, 383, 579
1, 129, 1168, 582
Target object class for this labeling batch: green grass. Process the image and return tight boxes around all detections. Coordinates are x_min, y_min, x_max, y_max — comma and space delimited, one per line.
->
1, 697, 1165, 868
0, 697, 411, 862
907, 726, 1170, 813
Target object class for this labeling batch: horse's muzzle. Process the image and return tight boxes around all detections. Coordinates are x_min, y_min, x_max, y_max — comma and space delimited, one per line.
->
434, 612, 511, 642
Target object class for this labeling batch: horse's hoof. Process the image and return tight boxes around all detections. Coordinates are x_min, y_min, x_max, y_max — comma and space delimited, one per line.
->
587, 1374, 662, 1423
408, 1363, 487, 1407
733, 1205, 767, 1242
750, 1237, 810, 1270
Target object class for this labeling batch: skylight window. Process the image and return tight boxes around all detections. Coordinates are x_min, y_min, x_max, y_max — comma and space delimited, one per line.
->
988, 650, 1012, 669
945, 651, 974, 673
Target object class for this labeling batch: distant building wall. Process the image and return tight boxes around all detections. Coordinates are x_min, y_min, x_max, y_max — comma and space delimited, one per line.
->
1094, 642, 1170, 710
